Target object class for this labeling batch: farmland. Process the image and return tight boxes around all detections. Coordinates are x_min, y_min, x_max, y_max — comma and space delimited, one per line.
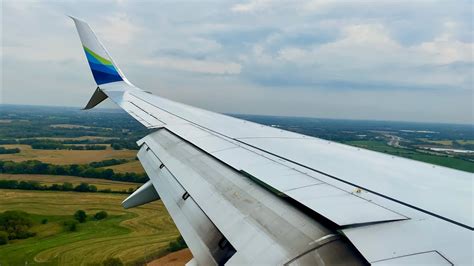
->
0, 189, 179, 265
345, 140, 474, 172
0, 104, 473, 265
102, 161, 145, 173
0, 105, 177, 265
0, 144, 137, 165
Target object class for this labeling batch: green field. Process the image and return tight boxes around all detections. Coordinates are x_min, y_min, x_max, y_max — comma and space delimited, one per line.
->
345, 140, 474, 173
0, 189, 179, 265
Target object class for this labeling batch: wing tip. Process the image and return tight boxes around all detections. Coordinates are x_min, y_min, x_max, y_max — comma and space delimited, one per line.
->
67, 15, 83, 23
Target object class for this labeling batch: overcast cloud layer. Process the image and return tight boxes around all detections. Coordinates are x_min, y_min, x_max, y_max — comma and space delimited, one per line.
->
1, 0, 473, 124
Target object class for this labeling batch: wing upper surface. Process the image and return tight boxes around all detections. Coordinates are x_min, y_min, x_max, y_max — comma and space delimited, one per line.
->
103, 82, 473, 229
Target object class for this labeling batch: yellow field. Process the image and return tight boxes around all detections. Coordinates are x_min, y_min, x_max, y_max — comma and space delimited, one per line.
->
0, 189, 179, 265
0, 174, 141, 191
148, 249, 192, 266
457, 140, 474, 145
103, 160, 145, 173
0, 144, 137, 164
419, 138, 452, 145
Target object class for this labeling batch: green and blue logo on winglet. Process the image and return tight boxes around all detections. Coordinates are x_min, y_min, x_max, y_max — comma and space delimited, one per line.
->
83, 46, 123, 85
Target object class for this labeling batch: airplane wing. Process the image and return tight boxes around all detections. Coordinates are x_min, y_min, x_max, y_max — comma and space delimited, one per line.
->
70, 17, 473, 265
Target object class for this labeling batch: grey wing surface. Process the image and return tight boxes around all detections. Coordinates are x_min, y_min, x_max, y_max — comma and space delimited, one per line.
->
70, 17, 473, 265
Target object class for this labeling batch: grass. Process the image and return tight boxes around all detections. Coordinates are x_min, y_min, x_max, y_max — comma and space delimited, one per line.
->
345, 140, 474, 173
102, 161, 145, 174
0, 189, 179, 265
0, 174, 140, 192
0, 145, 137, 165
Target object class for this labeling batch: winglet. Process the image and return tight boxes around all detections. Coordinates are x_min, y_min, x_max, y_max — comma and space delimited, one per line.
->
69, 16, 131, 86
83, 87, 108, 110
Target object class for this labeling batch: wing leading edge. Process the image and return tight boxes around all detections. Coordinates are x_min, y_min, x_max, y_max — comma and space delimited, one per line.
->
70, 17, 473, 265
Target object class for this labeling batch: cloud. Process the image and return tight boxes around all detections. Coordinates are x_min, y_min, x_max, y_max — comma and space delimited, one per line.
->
139, 57, 241, 75
96, 13, 142, 45
417, 37, 473, 65
238, 22, 473, 92
231, 0, 332, 13
1, 0, 473, 124
231, 0, 273, 13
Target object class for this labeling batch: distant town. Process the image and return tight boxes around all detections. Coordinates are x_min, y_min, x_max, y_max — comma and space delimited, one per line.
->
233, 113, 474, 173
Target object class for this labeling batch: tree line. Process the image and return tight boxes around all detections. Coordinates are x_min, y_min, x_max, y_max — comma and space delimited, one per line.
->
2, 139, 107, 150
31, 143, 107, 150
0, 138, 139, 150
0, 160, 148, 183
0, 180, 135, 194
0, 147, 20, 154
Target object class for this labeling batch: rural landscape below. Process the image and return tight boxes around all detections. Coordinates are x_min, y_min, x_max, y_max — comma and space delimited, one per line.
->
0, 104, 472, 265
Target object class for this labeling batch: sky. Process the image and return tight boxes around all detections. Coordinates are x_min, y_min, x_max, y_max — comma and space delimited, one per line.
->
1, 0, 473, 124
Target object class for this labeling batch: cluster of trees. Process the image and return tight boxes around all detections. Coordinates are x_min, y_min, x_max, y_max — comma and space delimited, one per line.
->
63, 210, 109, 232
0, 139, 17, 145
0, 160, 148, 183
110, 140, 139, 150
73, 210, 108, 222
0, 147, 20, 154
16, 139, 107, 150
0, 138, 138, 150
63, 219, 78, 232
167, 235, 188, 252
88, 159, 127, 168
94, 211, 108, 220
0, 211, 35, 245
0, 180, 134, 194
32, 143, 107, 150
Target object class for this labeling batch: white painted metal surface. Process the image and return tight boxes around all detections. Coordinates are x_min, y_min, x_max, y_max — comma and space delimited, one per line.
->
138, 130, 364, 265
371, 252, 452, 266
71, 17, 474, 265
342, 218, 472, 265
